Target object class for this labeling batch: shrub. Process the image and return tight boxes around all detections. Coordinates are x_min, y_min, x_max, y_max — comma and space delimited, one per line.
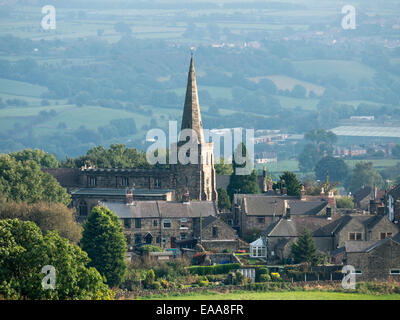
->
256, 267, 269, 282
143, 269, 155, 289
160, 279, 170, 289
138, 245, 164, 253
188, 263, 241, 275
260, 274, 271, 282
150, 281, 162, 290
271, 272, 281, 281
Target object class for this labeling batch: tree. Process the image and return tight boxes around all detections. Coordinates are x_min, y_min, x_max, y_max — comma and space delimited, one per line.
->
279, 171, 301, 196
298, 143, 320, 172
291, 229, 320, 265
0, 219, 113, 300
304, 129, 337, 156
0, 155, 70, 206
8, 149, 59, 168
0, 200, 81, 244
217, 188, 231, 210
81, 206, 127, 288
345, 161, 384, 194
336, 197, 354, 209
393, 145, 400, 159
314, 156, 348, 183
214, 157, 233, 175
227, 143, 260, 199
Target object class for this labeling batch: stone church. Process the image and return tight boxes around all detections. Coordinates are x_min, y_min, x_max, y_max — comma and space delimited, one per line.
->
45, 56, 218, 216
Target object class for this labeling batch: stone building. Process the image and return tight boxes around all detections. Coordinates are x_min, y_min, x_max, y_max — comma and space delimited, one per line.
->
103, 199, 218, 249
344, 234, 400, 281
353, 186, 385, 212
261, 212, 399, 263
385, 184, 400, 224
44, 56, 217, 213
232, 193, 332, 239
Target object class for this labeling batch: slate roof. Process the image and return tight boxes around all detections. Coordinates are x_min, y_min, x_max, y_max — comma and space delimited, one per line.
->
345, 241, 377, 253
103, 200, 217, 219
42, 168, 80, 187
71, 188, 173, 196
237, 194, 328, 216
265, 216, 342, 238
388, 184, 400, 199
353, 186, 372, 203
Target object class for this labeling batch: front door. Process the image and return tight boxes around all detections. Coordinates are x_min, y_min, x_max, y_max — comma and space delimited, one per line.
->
170, 237, 176, 248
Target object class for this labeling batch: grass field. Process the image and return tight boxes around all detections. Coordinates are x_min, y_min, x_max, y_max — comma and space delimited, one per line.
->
138, 290, 400, 300
292, 60, 376, 86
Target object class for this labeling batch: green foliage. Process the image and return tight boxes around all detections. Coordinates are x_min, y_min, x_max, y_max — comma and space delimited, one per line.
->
144, 269, 155, 289
0, 219, 112, 300
336, 197, 354, 209
214, 158, 233, 175
0, 155, 70, 206
8, 149, 59, 168
345, 161, 384, 194
196, 276, 209, 287
81, 206, 127, 287
0, 200, 81, 244
217, 188, 231, 210
137, 245, 164, 253
290, 229, 320, 265
279, 171, 301, 196
298, 143, 320, 172
315, 156, 348, 183
224, 270, 247, 285
187, 263, 241, 275
259, 274, 271, 282
256, 267, 270, 282
227, 143, 260, 199
62, 144, 152, 169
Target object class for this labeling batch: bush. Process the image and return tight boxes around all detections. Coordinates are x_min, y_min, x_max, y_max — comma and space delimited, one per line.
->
188, 263, 241, 275
336, 197, 354, 209
150, 281, 162, 290
137, 245, 163, 253
256, 267, 269, 282
271, 272, 281, 281
144, 269, 155, 289
259, 274, 271, 282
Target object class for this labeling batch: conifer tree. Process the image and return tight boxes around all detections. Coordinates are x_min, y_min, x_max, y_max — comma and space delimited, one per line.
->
290, 228, 320, 265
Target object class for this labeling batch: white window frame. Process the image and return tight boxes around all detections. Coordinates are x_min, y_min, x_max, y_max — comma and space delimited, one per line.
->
163, 219, 171, 229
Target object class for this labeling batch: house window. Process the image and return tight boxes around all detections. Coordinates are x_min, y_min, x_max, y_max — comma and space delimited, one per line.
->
390, 269, 400, 275
212, 226, 218, 238
349, 232, 362, 241
257, 217, 265, 224
154, 178, 161, 188
380, 232, 393, 240
153, 219, 158, 227
180, 233, 187, 240
79, 201, 88, 216
180, 218, 188, 229
135, 218, 141, 229
88, 176, 97, 187
135, 234, 142, 245
156, 236, 161, 243
351, 270, 362, 275
163, 219, 171, 229
124, 218, 131, 229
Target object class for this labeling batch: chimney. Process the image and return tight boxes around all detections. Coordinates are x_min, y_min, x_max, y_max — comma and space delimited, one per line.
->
327, 191, 335, 206
262, 167, 267, 193
326, 207, 332, 220
182, 189, 190, 203
320, 187, 325, 199
300, 185, 306, 201
126, 188, 134, 205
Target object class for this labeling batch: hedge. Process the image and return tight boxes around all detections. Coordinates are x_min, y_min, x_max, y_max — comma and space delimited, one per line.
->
187, 263, 241, 275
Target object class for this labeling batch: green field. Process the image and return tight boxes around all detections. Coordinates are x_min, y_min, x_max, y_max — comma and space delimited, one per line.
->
138, 290, 400, 300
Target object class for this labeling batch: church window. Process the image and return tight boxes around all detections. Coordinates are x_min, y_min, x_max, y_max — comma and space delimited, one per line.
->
154, 178, 161, 188
88, 176, 97, 187
79, 201, 88, 216
121, 176, 129, 187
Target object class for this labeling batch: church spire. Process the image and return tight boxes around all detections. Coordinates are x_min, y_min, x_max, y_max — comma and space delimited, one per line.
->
180, 55, 204, 144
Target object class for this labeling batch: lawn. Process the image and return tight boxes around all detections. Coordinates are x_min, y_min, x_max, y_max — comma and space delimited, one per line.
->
139, 290, 400, 300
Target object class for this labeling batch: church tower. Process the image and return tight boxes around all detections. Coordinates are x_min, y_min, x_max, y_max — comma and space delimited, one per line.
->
172, 55, 217, 202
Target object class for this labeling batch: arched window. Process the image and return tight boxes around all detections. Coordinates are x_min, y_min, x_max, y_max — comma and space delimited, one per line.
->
79, 201, 88, 216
